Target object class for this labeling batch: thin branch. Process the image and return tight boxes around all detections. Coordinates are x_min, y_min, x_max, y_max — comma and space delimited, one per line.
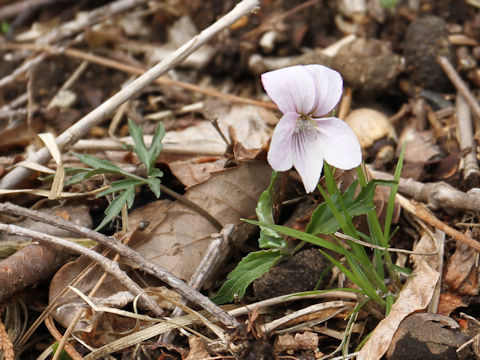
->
0, 202, 239, 328
0, 223, 165, 317
36, 0, 150, 45
438, 56, 480, 119
396, 194, 480, 252
456, 92, 480, 188
0, 0, 260, 190
0, 0, 52, 21
0, 0, 148, 90
369, 167, 480, 213
3, 42, 277, 110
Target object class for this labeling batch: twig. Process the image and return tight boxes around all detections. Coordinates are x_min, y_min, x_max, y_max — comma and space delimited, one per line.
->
26, 65, 36, 131
0, 54, 46, 90
438, 56, 480, 120
47, 60, 89, 109
0, 202, 239, 328
0, 223, 165, 317
71, 136, 226, 156
369, 168, 480, 213
456, 93, 480, 188
162, 224, 234, 342
0, 0, 52, 21
0, 0, 261, 190
0, 0, 148, 90
396, 194, 480, 252
3, 42, 277, 110
52, 230, 135, 360
428, 229, 445, 314
36, 0, 150, 45
84, 291, 359, 359
44, 316, 83, 360
189, 225, 234, 290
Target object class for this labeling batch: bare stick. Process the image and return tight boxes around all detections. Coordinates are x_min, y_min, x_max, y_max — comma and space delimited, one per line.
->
456, 93, 480, 188
3, 42, 276, 110
0, 0, 51, 21
163, 224, 234, 341
0, 54, 46, 89
369, 168, 480, 214
0, 223, 164, 317
37, 0, 149, 45
438, 56, 480, 120
396, 194, 480, 252
0, 202, 239, 328
0, 0, 260, 190
0, 0, 148, 90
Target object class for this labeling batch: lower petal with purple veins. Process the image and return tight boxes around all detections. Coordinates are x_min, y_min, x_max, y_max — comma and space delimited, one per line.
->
291, 126, 324, 193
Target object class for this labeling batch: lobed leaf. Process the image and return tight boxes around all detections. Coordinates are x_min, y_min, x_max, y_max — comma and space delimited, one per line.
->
147, 122, 166, 171
95, 187, 135, 231
128, 119, 150, 171
144, 177, 161, 198
96, 179, 144, 197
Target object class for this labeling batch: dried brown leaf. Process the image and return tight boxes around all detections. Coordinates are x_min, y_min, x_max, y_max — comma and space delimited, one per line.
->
130, 161, 271, 281
358, 235, 440, 360
445, 240, 478, 293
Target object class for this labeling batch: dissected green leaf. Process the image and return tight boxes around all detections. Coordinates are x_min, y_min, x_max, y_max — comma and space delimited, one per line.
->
148, 168, 163, 179
212, 250, 283, 304
128, 119, 150, 171
95, 187, 135, 230
148, 122, 166, 171
73, 153, 129, 176
144, 177, 161, 198
64, 170, 90, 186
96, 179, 144, 197
72, 120, 164, 230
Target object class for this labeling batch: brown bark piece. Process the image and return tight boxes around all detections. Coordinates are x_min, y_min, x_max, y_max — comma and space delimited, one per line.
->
0, 243, 70, 302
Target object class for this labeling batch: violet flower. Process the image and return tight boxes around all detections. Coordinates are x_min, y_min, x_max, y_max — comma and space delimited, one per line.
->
261, 65, 362, 193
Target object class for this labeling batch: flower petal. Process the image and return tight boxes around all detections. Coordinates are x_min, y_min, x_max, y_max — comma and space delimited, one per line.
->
304, 65, 343, 117
267, 112, 298, 171
291, 127, 324, 193
261, 66, 316, 115
315, 117, 362, 169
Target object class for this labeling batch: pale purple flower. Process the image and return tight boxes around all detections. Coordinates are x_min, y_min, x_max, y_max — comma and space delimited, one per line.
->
261, 65, 362, 193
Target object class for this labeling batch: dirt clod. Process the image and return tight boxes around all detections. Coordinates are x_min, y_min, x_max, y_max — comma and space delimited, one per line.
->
253, 248, 329, 301
404, 16, 454, 91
